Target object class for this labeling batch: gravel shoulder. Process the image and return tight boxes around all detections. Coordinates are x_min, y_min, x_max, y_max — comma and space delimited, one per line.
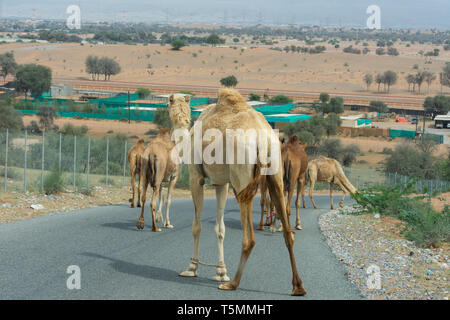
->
319, 206, 449, 300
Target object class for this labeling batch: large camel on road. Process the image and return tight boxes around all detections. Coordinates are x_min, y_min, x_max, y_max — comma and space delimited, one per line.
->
169, 89, 306, 296
281, 135, 308, 230
128, 139, 145, 208
136, 128, 180, 232
307, 156, 357, 210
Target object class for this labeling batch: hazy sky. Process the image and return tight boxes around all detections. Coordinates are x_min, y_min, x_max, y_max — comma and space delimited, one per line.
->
1, 0, 449, 29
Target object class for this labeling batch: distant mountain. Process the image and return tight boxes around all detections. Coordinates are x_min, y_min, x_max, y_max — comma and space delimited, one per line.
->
2, 0, 449, 29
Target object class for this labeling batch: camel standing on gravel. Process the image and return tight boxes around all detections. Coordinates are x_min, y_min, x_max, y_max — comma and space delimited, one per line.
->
128, 139, 145, 208
136, 128, 180, 232
281, 135, 308, 230
307, 156, 357, 210
168, 89, 306, 296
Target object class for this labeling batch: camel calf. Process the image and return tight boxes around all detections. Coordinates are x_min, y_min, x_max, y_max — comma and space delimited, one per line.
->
136, 128, 180, 232
306, 156, 357, 210
128, 139, 145, 208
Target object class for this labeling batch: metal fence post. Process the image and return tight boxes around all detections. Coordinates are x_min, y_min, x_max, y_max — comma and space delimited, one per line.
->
106, 138, 109, 186
4, 129, 8, 192
41, 132, 45, 193
73, 135, 77, 189
87, 137, 90, 188
59, 133, 62, 173
122, 140, 127, 187
24, 130, 27, 193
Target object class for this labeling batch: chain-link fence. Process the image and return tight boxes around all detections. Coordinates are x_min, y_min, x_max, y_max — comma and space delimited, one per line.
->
1, 128, 449, 195
0, 129, 132, 194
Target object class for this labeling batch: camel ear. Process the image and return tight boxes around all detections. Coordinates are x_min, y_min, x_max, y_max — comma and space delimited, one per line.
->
185, 95, 191, 104
169, 94, 175, 104
279, 137, 285, 144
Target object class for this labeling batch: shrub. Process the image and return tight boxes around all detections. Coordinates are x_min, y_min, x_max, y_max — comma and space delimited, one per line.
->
0, 104, 23, 130
153, 108, 172, 129
59, 123, 89, 136
249, 93, 261, 101
43, 167, 64, 194
269, 95, 293, 104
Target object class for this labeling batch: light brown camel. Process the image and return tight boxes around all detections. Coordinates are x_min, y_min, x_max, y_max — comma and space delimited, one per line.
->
136, 128, 180, 232
169, 89, 306, 296
257, 176, 275, 231
281, 135, 308, 230
307, 156, 357, 210
128, 138, 145, 208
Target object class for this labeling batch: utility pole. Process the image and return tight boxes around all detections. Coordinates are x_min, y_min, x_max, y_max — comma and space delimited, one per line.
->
128, 90, 131, 124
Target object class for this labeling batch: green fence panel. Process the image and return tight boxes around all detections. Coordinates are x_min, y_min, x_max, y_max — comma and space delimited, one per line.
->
390, 129, 416, 139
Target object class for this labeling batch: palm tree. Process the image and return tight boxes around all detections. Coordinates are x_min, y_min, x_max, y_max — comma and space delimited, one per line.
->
364, 74, 373, 91
414, 71, 425, 94
423, 71, 436, 94
375, 74, 384, 92
406, 74, 415, 92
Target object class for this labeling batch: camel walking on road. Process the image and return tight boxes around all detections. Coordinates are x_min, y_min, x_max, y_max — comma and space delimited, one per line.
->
281, 135, 308, 230
136, 128, 180, 232
128, 139, 145, 208
169, 89, 306, 296
307, 156, 357, 210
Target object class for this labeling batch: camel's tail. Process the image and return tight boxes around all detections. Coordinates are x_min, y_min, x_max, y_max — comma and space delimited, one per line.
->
236, 149, 263, 203
283, 159, 292, 192
148, 154, 158, 188
335, 161, 357, 194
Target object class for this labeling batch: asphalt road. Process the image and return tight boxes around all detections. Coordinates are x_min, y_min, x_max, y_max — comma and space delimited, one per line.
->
0, 195, 362, 300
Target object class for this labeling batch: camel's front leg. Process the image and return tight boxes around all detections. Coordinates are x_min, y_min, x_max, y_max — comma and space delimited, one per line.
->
300, 174, 307, 208
257, 186, 267, 230
150, 185, 162, 232
136, 169, 142, 207
163, 177, 177, 228
219, 198, 255, 291
309, 179, 319, 209
179, 168, 204, 278
295, 181, 302, 230
212, 184, 230, 282
333, 179, 347, 208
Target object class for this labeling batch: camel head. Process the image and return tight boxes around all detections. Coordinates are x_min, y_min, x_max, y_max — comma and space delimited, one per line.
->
288, 135, 307, 149
158, 127, 170, 137
168, 94, 191, 129
137, 138, 145, 145
217, 88, 247, 112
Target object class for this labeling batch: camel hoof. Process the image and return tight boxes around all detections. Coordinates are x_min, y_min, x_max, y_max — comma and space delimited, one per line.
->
291, 286, 307, 296
179, 269, 197, 277
155, 212, 163, 223
136, 220, 144, 230
218, 282, 237, 291
313, 207, 319, 210
295, 224, 302, 230
164, 224, 174, 229
212, 274, 230, 282
339, 203, 344, 208
277, 226, 284, 232
152, 227, 162, 232
130, 204, 135, 208
137, 203, 141, 208
256, 225, 265, 231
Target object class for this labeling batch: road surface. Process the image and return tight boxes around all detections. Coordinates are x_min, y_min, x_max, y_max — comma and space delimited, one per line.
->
0, 195, 362, 300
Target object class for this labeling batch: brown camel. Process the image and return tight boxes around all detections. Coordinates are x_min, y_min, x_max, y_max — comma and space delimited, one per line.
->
169, 89, 306, 296
257, 176, 275, 231
136, 128, 180, 232
307, 156, 357, 210
128, 138, 145, 208
281, 135, 308, 230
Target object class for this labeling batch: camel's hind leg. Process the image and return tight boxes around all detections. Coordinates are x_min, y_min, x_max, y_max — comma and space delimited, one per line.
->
212, 184, 230, 282
163, 176, 177, 229
156, 185, 164, 223
257, 183, 267, 230
329, 182, 334, 210
130, 168, 136, 208
219, 198, 255, 291
179, 168, 204, 278
333, 179, 347, 208
300, 173, 307, 208
136, 169, 142, 207
267, 173, 306, 296
295, 181, 302, 230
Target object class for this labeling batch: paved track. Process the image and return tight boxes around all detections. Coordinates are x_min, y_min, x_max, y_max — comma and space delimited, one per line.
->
0, 195, 362, 300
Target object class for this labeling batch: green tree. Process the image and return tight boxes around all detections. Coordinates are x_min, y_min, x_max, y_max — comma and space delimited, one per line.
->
424, 95, 450, 118
154, 107, 172, 129
220, 75, 238, 87
37, 106, 57, 132
423, 71, 436, 94
414, 71, 425, 94
136, 88, 151, 99
375, 73, 384, 92
248, 93, 261, 101
0, 104, 23, 130
14, 64, 52, 97
0, 51, 18, 83
369, 101, 389, 113
269, 95, 293, 104
170, 39, 186, 51
383, 70, 397, 93
328, 97, 344, 114
364, 74, 373, 91
323, 113, 342, 137
206, 34, 225, 46
319, 93, 330, 103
